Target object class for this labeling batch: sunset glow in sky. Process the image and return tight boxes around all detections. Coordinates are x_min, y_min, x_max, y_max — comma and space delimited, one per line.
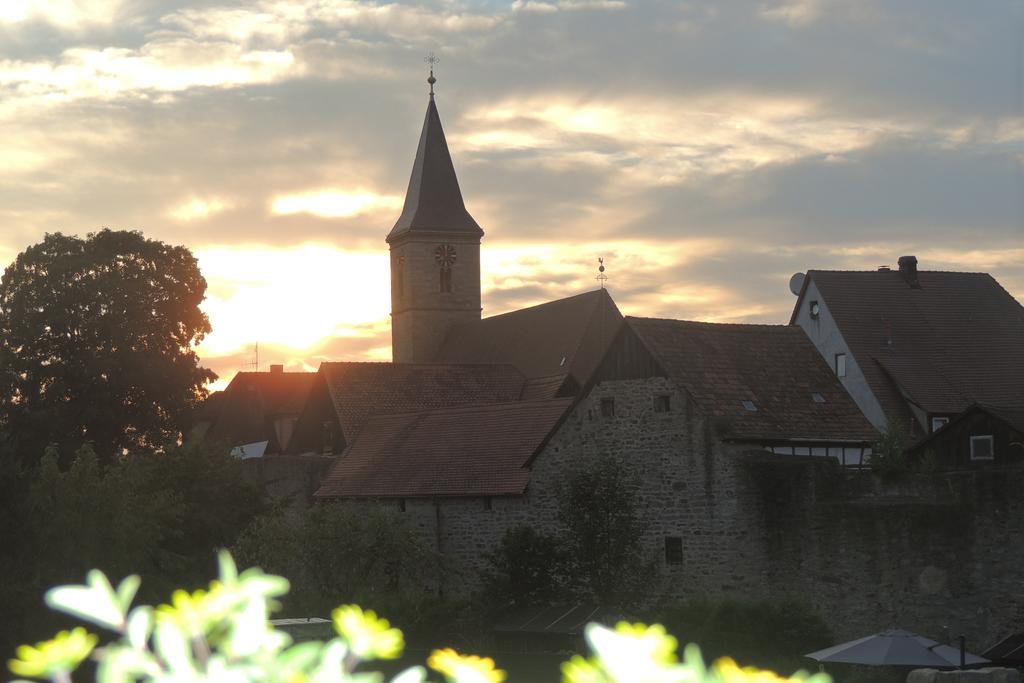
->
1, 0, 1021, 390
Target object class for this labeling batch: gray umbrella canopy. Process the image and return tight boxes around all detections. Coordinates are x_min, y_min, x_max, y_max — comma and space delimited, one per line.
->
806, 630, 990, 667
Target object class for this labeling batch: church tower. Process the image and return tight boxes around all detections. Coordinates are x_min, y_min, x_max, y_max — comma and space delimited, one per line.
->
387, 66, 482, 363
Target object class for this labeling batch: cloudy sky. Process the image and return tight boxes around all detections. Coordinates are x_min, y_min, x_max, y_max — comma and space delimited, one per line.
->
2, 0, 1022, 388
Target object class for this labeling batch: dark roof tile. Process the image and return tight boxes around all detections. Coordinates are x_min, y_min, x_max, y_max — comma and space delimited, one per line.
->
628, 317, 877, 442
315, 398, 573, 498
803, 270, 1024, 417
437, 289, 623, 385
320, 362, 526, 441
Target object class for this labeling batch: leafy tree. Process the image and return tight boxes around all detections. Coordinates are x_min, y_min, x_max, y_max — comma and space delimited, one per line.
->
0, 229, 215, 462
868, 415, 911, 479
479, 526, 570, 612
0, 441, 264, 659
234, 502, 445, 633
557, 456, 651, 604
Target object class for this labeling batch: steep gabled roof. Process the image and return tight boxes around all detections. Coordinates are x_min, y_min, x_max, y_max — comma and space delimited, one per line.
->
387, 97, 482, 240
796, 269, 1024, 417
627, 317, 878, 442
205, 370, 316, 452
320, 362, 525, 441
436, 289, 624, 387
315, 398, 573, 498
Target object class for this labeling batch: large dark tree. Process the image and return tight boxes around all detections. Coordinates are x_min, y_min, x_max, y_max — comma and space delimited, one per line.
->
0, 230, 216, 460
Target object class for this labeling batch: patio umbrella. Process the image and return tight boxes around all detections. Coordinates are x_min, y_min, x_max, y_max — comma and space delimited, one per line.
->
805, 629, 990, 667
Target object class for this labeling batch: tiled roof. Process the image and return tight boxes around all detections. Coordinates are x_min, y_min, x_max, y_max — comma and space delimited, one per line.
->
800, 270, 1024, 417
387, 97, 482, 240
519, 374, 572, 400
320, 362, 526, 441
315, 398, 573, 498
205, 371, 316, 452
627, 317, 878, 442
436, 289, 623, 386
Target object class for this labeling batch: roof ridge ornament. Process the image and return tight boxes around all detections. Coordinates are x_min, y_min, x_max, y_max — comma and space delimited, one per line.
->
596, 257, 608, 289
424, 52, 439, 99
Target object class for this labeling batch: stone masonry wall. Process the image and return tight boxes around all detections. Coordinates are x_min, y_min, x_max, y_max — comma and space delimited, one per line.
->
335, 375, 1024, 644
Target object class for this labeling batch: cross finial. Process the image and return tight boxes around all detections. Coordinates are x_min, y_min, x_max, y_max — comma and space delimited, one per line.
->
596, 257, 608, 289
424, 52, 439, 98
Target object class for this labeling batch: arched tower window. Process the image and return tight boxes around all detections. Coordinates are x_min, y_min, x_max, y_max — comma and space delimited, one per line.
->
435, 244, 457, 293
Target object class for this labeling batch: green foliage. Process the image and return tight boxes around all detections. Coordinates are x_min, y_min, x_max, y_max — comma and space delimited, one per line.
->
9, 553, 833, 683
0, 229, 216, 461
234, 502, 444, 633
645, 598, 833, 676
868, 417, 911, 478
557, 456, 650, 603
0, 441, 264, 660
479, 526, 569, 612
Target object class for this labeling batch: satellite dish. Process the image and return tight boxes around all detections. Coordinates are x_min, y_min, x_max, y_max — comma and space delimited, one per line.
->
789, 272, 806, 296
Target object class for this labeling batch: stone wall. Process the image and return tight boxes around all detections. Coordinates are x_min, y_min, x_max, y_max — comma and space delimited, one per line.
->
274, 374, 1023, 647
389, 376, 1024, 646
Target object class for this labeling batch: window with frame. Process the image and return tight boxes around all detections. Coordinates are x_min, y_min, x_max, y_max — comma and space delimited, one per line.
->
600, 397, 615, 419
835, 353, 847, 377
931, 416, 949, 433
970, 435, 994, 461
653, 395, 671, 412
664, 537, 683, 565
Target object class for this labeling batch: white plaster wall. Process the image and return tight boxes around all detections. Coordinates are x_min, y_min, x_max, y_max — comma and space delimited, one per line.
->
793, 278, 888, 430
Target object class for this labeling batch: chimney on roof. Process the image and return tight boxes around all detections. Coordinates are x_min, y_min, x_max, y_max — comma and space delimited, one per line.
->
898, 255, 919, 287
269, 364, 283, 374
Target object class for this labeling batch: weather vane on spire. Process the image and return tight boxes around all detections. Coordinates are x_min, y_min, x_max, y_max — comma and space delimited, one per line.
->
596, 257, 608, 289
424, 52, 439, 98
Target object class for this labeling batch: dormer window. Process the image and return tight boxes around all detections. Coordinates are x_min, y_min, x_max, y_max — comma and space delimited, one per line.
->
741, 400, 757, 412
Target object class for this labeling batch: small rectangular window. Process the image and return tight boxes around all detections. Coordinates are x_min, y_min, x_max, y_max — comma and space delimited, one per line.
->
483, 497, 492, 511
398, 498, 406, 512
931, 417, 949, 433
653, 395, 671, 412
664, 537, 683, 565
970, 435, 994, 461
835, 353, 847, 377
600, 397, 615, 418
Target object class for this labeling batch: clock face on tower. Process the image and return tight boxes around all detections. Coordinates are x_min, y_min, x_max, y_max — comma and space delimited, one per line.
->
434, 244, 457, 267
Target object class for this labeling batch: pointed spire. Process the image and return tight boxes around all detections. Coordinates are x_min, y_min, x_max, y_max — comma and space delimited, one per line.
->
387, 73, 482, 241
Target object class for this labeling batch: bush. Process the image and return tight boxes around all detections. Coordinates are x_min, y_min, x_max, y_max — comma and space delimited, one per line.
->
8, 552, 835, 683
234, 502, 445, 635
645, 598, 833, 676
479, 526, 570, 612
0, 441, 264, 659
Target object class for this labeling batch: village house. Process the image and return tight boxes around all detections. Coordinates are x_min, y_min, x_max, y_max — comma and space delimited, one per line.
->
790, 259, 1024, 439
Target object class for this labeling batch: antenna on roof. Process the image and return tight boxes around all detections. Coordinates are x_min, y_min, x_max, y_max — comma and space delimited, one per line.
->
596, 257, 608, 289
243, 342, 259, 371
